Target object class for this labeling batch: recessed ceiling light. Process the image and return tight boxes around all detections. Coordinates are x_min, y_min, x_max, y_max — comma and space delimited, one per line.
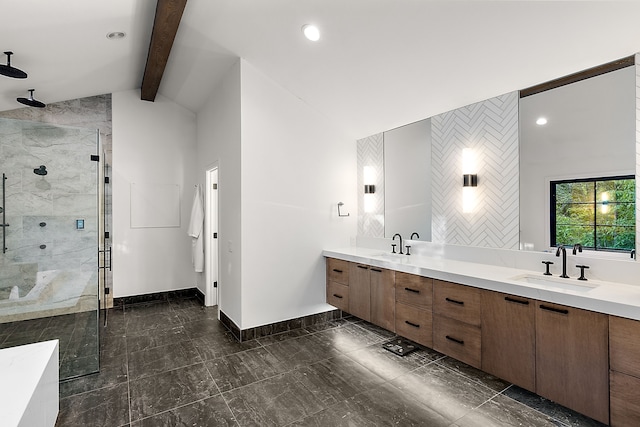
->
302, 24, 320, 42
536, 117, 548, 125
106, 31, 126, 40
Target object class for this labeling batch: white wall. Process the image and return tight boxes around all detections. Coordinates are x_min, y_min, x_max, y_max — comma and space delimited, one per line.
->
196, 61, 243, 324
112, 90, 197, 297
239, 60, 356, 329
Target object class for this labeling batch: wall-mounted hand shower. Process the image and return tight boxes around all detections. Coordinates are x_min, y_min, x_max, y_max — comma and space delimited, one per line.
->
33, 165, 47, 176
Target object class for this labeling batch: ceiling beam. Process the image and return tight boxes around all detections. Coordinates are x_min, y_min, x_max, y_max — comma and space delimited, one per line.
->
141, 0, 188, 102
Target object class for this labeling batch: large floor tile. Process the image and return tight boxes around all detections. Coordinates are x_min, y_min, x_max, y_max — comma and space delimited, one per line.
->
125, 311, 182, 334
436, 356, 511, 393
291, 354, 386, 407
308, 322, 385, 353
265, 335, 338, 371
205, 346, 287, 392
129, 363, 219, 421
503, 386, 607, 427
60, 352, 128, 398
125, 325, 188, 353
346, 342, 444, 381
223, 371, 326, 426
390, 362, 499, 423
291, 382, 451, 427
191, 331, 261, 360
56, 382, 129, 427
128, 340, 202, 379
453, 393, 561, 427
131, 395, 238, 426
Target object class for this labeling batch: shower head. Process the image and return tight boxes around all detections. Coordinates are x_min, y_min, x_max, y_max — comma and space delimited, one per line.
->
33, 165, 47, 176
0, 51, 27, 79
17, 89, 46, 108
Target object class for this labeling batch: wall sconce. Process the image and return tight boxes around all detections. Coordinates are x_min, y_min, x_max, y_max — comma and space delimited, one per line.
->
363, 166, 376, 194
463, 174, 478, 187
462, 148, 478, 213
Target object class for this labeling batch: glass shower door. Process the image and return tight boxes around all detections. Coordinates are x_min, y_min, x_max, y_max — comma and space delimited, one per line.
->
0, 117, 100, 379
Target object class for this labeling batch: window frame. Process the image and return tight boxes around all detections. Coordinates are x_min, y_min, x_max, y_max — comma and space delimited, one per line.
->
550, 174, 635, 252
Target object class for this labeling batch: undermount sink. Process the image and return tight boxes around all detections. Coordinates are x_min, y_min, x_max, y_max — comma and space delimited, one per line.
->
372, 252, 407, 261
511, 274, 597, 292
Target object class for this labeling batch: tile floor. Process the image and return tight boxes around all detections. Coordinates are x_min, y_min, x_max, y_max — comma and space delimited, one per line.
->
0, 310, 99, 379
55, 296, 607, 426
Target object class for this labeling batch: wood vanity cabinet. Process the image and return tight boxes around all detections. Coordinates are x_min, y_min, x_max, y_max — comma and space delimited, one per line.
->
535, 301, 609, 425
369, 267, 396, 331
432, 280, 482, 368
345, 262, 395, 328
348, 263, 372, 321
326, 258, 350, 311
481, 291, 535, 392
609, 315, 640, 426
394, 272, 433, 347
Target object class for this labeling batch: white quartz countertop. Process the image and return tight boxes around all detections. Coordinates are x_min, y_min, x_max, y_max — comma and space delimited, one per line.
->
323, 247, 640, 321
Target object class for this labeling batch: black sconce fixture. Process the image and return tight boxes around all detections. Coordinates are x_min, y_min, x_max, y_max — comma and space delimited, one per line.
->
364, 185, 375, 194
463, 174, 477, 187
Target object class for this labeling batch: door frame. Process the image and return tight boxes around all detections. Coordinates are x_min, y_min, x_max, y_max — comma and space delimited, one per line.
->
204, 163, 219, 307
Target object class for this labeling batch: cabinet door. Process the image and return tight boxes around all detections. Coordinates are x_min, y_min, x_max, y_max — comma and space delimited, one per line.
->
610, 315, 640, 378
481, 291, 535, 391
395, 302, 432, 347
433, 280, 481, 326
611, 370, 640, 427
395, 272, 432, 310
370, 267, 395, 331
327, 281, 349, 311
535, 302, 609, 424
433, 314, 481, 368
327, 258, 350, 285
348, 263, 371, 321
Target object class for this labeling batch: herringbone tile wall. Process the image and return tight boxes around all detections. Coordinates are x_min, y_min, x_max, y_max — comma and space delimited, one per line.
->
357, 133, 385, 237
431, 92, 519, 249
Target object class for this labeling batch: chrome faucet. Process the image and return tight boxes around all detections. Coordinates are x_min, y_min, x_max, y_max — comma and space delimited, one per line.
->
392, 233, 403, 254
572, 243, 583, 255
556, 245, 569, 278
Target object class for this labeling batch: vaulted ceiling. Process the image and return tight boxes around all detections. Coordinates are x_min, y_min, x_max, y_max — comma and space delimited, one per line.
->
2, 1, 640, 139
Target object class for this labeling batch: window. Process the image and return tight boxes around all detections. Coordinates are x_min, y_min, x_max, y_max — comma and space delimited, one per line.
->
551, 175, 635, 251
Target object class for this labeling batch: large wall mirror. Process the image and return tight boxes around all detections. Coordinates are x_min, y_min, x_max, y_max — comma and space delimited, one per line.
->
520, 63, 635, 255
375, 55, 636, 257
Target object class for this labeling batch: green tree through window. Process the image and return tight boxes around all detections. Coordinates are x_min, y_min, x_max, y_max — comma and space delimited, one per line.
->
551, 176, 635, 252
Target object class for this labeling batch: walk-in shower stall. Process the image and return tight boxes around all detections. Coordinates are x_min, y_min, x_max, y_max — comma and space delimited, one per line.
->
0, 117, 99, 379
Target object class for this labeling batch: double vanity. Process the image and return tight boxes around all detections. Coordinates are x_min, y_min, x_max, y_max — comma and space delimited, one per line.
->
324, 245, 640, 426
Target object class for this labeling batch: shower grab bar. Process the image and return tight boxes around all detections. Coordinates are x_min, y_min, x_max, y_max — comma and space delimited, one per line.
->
1, 173, 8, 254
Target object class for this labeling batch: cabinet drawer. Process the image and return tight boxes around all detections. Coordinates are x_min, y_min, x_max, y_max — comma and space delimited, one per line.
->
327, 258, 350, 285
433, 314, 481, 368
327, 281, 349, 311
395, 302, 432, 348
611, 370, 640, 427
610, 315, 640, 378
395, 272, 432, 310
433, 280, 481, 326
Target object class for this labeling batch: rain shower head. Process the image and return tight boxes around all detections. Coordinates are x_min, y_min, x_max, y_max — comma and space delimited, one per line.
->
33, 165, 47, 176
0, 51, 27, 79
17, 89, 46, 108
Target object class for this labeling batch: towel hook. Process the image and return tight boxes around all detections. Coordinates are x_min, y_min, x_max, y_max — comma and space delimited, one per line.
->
337, 202, 350, 217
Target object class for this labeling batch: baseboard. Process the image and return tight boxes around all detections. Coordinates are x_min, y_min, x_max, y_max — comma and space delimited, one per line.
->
113, 288, 202, 307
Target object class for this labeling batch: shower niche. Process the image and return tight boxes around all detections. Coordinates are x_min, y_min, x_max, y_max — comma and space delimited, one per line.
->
0, 117, 100, 379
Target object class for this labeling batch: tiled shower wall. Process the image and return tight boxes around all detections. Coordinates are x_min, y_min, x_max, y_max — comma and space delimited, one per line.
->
357, 133, 385, 238
0, 94, 113, 307
357, 91, 519, 250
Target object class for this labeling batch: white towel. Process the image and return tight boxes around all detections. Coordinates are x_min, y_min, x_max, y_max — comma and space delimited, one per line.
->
188, 184, 204, 272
